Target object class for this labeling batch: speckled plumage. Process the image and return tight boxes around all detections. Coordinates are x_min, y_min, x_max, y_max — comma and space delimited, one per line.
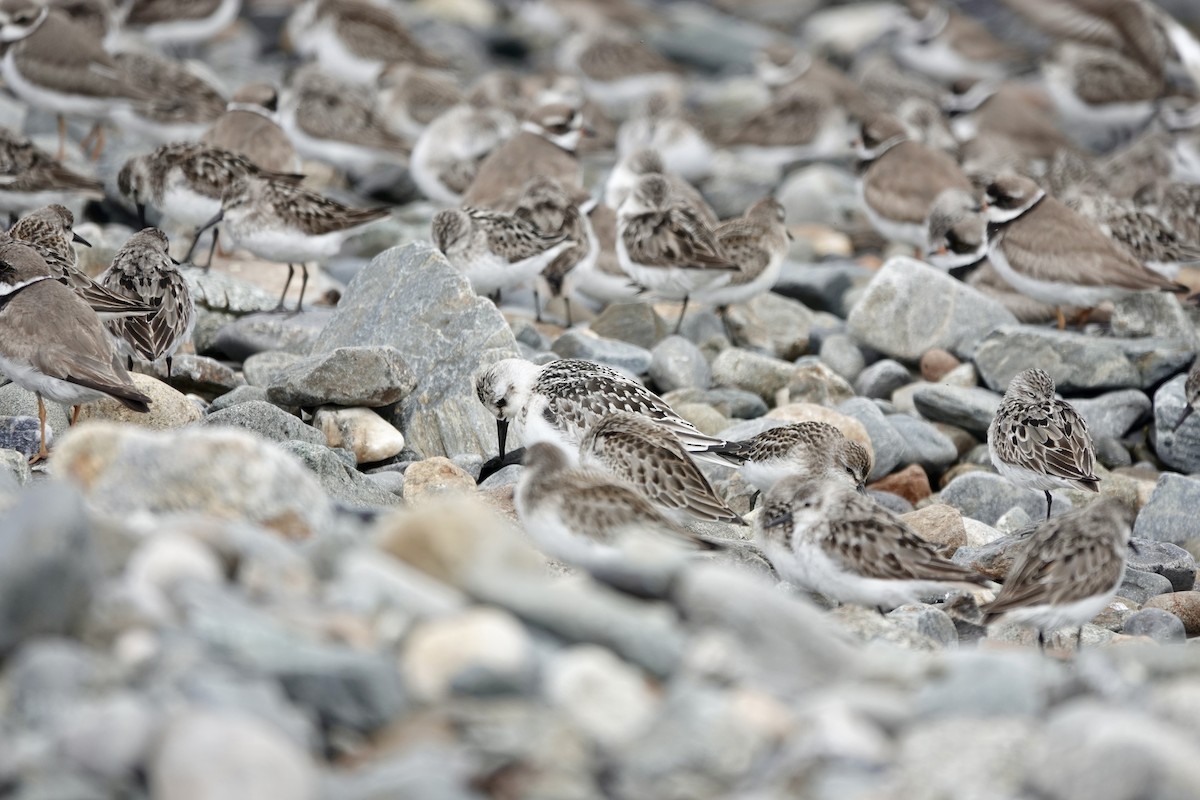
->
432, 206, 572, 297
707, 421, 872, 494
0, 128, 103, 215
757, 475, 989, 609
698, 197, 789, 307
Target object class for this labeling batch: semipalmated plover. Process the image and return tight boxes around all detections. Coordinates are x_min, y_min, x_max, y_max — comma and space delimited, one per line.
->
202, 83, 301, 174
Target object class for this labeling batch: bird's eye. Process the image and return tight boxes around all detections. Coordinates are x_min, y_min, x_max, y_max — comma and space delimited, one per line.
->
495, 398, 506, 409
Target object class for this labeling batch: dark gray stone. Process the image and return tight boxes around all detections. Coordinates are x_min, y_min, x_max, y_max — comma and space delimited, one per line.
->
847, 257, 1017, 361
242, 351, 304, 388
0, 415, 49, 460
210, 310, 329, 361
911, 385, 1001, 436
1071, 389, 1151, 440
552, 330, 653, 375
142, 353, 245, 397
819, 333, 865, 381
775, 259, 871, 318
889, 604, 958, 647
208, 385, 269, 412
1152, 373, 1200, 474
313, 243, 520, 460
662, 387, 768, 419
1126, 538, 1196, 591
869, 490, 915, 515
1121, 608, 1187, 643
855, 359, 912, 400
266, 346, 417, 408
204, 401, 326, 446
0, 484, 96, 654
975, 326, 1194, 393
279, 441, 403, 509
837, 398, 905, 480
888, 413, 959, 471
1132, 473, 1200, 545
940, 472, 1073, 526
1118, 568, 1175, 604
649, 336, 712, 393
1094, 436, 1133, 469
0, 385, 68, 447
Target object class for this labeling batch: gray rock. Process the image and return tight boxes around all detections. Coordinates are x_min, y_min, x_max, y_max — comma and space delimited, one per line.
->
1122, 608, 1187, 642
854, 358, 913, 400
320, 745, 480, 800
590, 302, 668, 349
210, 310, 329, 360
552, 330, 653, 374
0, 384, 68, 448
1070, 389, 1151, 440
663, 387, 768, 419
847, 257, 1017, 361
819, 333, 865, 381
837, 398, 905, 480
775, 259, 872, 318
54, 692, 157, 780
185, 266, 289, 319
280, 441, 404, 509
776, 164, 861, 230
649, 336, 712, 392
1111, 291, 1196, 344
709, 348, 800, 402
266, 346, 417, 408
479, 463, 522, 488
1094, 436, 1133, 469
0, 416, 53, 460
724, 291, 817, 361
784, 359, 856, 405
888, 413, 959, 471
889, 604, 958, 647
0, 446, 30, 486
242, 351, 304, 388
1152, 373, 1200, 473
975, 326, 1193, 393
204, 401, 326, 446
0, 484, 96, 654
652, 2, 773, 72
510, 318, 549, 351
1118, 568, 1175, 604
1132, 473, 1200, 545
313, 243, 521, 459
870, 490, 915, 514
911, 385, 1001, 436
1126, 538, 1196, 591
208, 385, 269, 412
916, 651, 1049, 718
143, 353, 244, 397
940, 471, 1074, 525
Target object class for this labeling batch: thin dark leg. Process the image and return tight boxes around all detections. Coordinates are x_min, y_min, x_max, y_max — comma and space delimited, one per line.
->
748, 490, 761, 510
184, 227, 204, 264
1076, 626, 1083, 652
294, 264, 309, 313
564, 296, 573, 327
674, 294, 689, 335
203, 228, 220, 271
1037, 630, 1046, 653
166, 355, 173, 378
876, 606, 888, 617
275, 264, 295, 311
1045, 491, 1053, 520
534, 288, 543, 323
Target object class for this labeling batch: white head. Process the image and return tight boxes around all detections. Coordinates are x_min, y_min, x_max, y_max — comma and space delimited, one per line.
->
474, 358, 542, 457
756, 474, 832, 551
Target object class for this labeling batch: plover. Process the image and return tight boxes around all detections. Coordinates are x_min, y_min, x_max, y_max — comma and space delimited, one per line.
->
721, 82, 852, 169
615, 172, 736, 333
604, 146, 717, 225
943, 79, 1076, 168
108, 50, 227, 144
982, 172, 1187, 323
279, 66, 409, 175
409, 102, 517, 206
0, 128, 103, 217
695, 197, 790, 315
1063, 190, 1200, 278
925, 188, 988, 272
202, 83, 302, 174
577, 411, 743, 524
703, 421, 872, 505
981, 497, 1134, 651
200, 173, 389, 311
462, 102, 586, 210
431, 206, 572, 300
556, 28, 682, 116
856, 111, 974, 248
989, 368, 1100, 520
511, 175, 597, 325
117, 0, 242, 45
284, 0, 445, 85
98, 228, 195, 377
893, 0, 1026, 82
515, 441, 718, 572
0, 240, 150, 461
474, 357, 737, 465
0, 2, 150, 159
376, 62, 464, 142
757, 474, 990, 610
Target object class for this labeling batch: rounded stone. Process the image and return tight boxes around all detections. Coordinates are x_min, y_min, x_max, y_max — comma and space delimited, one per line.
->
545, 644, 658, 748
76, 373, 203, 429
649, 336, 712, 392
1142, 591, 1200, 635
313, 406, 405, 464
855, 358, 913, 400
872, 463, 933, 505
402, 607, 534, 701
1122, 608, 1187, 643
920, 348, 961, 382
402, 457, 475, 504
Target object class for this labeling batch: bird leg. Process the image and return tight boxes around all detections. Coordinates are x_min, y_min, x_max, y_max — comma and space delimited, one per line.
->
274, 263, 295, 312
294, 263, 309, 314
1075, 626, 1083, 652
1055, 307, 1067, 331
1037, 630, 1046, 653
748, 490, 761, 511
202, 227, 220, 271
166, 355, 173, 379
1044, 490, 1053, 520
533, 288, 543, 323
674, 294, 690, 335
1072, 307, 1093, 329
30, 394, 49, 464
70, 405, 80, 426
56, 115, 68, 162
564, 296, 573, 327
89, 124, 106, 161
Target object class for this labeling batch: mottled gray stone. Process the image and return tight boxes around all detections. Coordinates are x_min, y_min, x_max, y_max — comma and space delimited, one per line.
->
888, 413, 959, 471
1070, 389, 1151, 440
1132, 473, 1200, 545
1118, 568, 1175, 604
776, 164, 862, 229
915, 652, 1049, 718
847, 257, 1017, 361
723, 291, 817, 361
775, 259, 872, 318
210, 310, 329, 361
837, 398, 905, 481
911, 385, 1001, 436
1111, 291, 1196, 344
663, 387, 768, 419
785, 359, 856, 405
888, 604, 959, 647
975, 326, 1193, 393
819, 333, 866, 381
267, 346, 417, 408
242, 351, 304, 388
1152, 373, 1200, 474
142, 353, 245, 397
590, 302, 669, 349
552, 330, 653, 374
1122, 608, 1187, 642
1126, 538, 1196, 591
208, 385, 269, 412
855, 358, 912, 399
0, 415, 53, 460
204, 401, 326, 446
313, 243, 520, 459
940, 472, 1074, 525
280, 441, 403, 509
649, 336, 711, 393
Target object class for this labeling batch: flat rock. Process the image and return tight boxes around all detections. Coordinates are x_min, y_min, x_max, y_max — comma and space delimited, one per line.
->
1118, 568, 1175, 604
143, 354, 245, 397
313, 243, 520, 459
847, 257, 1017, 361
210, 310, 329, 361
76, 373, 202, 429
1070, 389, 1151, 441
267, 346, 417, 407
314, 406, 405, 464
1132, 473, 1200, 546
55, 423, 338, 539
855, 358, 912, 399
280, 441, 403, 509
208, 385, 269, 412
1152, 373, 1200, 474
1125, 538, 1196, 591
888, 413, 958, 471
974, 326, 1193, 393
1142, 592, 1200, 632
649, 336, 711, 392
723, 291, 816, 361
784, 359, 856, 405
902, 503, 966, 550
1121, 608, 1187, 642
911, 385, 1001, 436
243, 351, 304, 388
1111, 291, 1196, 343
590, 302, 669, 349
552, 330, 653, 374
204, 401, 325, 446
709, 349, 804, 402
940, 471, 1074, 525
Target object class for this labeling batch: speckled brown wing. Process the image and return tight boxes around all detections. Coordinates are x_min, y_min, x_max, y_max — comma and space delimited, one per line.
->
173, 145, 259, 200
576, 37, 680, 81
13, 14, 151, 101
723, 90, 827, 148
0, 132, 102, 194
469, 208, 567, 263
124, 0, 225, 26
1001, 0, 1165, 74
115, 52, 227, 126
327, 0, 445, 67
102, 262, 194, 362
864, 141, 973, 225
581, 413, 742, 523
1069, 47, 1163, 104
550, 467, 707, 548
294, 78, 409, 153
992, 396, 1099, 488
714, 218, 773, 286
821, 495, 989, 583
624, 206, 733, 270
265, 181, 390, 236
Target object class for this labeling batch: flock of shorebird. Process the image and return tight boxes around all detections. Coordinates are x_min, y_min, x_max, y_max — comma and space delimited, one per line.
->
0, 0, 1196, 648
